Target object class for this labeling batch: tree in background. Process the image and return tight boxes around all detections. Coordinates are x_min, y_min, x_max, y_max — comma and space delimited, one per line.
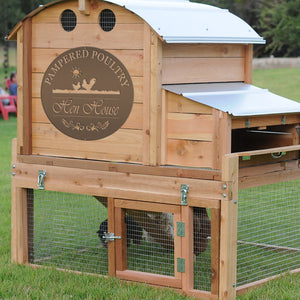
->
259, 0, 300, 57
0, 0, 53, 41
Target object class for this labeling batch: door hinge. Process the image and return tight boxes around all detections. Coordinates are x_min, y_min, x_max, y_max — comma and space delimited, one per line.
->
38, 170, 46, 190
177, 222, 185, 237
180, 184, 189, 205
177, 258, 185, 273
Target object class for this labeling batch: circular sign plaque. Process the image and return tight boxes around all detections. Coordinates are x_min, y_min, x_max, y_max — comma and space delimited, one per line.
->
41, 47, 134, 140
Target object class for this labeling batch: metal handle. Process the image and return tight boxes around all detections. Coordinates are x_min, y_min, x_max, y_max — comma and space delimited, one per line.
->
103, 232, 121, 242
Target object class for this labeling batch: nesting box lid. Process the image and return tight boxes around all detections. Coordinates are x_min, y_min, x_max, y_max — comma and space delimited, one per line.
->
163, 83, 300, 116
105, 0, 265, 44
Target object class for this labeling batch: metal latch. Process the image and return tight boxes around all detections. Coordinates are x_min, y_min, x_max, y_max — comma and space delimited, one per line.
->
38, 170, 46, 190
103, 232, 121, 242
177, 222, 185, 237
181, 184, 189, 205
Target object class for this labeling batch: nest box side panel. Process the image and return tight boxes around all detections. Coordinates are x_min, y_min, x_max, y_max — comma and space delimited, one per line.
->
164, 91, 231, 169
162, 44, 247, 84
30, 0, 153, 164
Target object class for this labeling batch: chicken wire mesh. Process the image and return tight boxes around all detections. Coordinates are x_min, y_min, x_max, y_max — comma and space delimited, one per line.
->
193, 207, 212, 291
28, 190, 108, 275
237, 179, 300, 287
125, 209, 175, 276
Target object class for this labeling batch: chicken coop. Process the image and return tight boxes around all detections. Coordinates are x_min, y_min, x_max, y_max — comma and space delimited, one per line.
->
9, 0, 300, 299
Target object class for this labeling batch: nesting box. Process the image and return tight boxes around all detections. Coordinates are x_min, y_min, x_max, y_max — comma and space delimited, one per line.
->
9, 1, 300, 299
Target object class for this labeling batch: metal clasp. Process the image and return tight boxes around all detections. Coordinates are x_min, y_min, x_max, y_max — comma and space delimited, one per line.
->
38, 170, 46, 190
103, 232, 121, 242
181, 184, 189, 205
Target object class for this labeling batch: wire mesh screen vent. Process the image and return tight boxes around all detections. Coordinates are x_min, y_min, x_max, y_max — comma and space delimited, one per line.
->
61, 9, 77, 32
28, 190, 108, 275
237, 179, 300, 287
99, 9, 116, 32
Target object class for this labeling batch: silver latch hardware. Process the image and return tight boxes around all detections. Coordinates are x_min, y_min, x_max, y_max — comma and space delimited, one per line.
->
38, 170, 46, 190
181, 184, 189, 205
103, 232, 121, 242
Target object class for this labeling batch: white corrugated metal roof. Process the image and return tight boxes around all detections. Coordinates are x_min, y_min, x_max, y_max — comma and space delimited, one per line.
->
163, 83, 300, 116
105, 0, 265, 44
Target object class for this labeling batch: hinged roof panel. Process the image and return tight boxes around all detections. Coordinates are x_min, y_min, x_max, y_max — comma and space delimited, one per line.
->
105, 0, 265, 44
163, 83, 300, 116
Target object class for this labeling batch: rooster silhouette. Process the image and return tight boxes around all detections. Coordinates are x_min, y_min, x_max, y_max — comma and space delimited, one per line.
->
82, 78, 96, 91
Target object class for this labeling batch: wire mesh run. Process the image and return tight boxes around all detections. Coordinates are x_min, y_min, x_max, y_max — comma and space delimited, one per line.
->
28, 190, 108, 275
237, 179, 300, 287
193, 207, 212, 291
125, 209, 175, 276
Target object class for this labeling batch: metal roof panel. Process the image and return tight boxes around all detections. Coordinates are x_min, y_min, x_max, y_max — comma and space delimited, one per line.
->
163, 83, 300, 116
105, 0, 265, 44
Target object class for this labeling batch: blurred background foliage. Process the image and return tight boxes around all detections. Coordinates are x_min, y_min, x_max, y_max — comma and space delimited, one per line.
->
1, 0, 300, 57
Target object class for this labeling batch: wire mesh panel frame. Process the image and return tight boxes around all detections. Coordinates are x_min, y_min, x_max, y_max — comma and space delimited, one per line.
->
112, 199, 183, 288
231, 146, 300, 296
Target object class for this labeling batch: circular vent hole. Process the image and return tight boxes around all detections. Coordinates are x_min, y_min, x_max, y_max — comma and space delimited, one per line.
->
99, 9, 116, 32
61, 9, 77, 32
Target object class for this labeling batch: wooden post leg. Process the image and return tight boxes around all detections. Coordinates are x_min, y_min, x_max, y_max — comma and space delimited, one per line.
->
219, 155, 239, 300
11, 185, 28, 264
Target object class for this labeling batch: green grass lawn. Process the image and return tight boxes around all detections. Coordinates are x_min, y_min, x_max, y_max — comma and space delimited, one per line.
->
0, 68, 300, 299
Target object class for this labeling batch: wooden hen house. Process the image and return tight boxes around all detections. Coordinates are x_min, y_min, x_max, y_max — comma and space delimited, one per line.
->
9, 1, 300, 299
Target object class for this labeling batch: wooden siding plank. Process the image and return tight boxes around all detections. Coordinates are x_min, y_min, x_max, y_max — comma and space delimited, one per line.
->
232, 114, 300, 129
167, 92, 213, 114
12, 162, 225, 204
32, 48, 144, 77
163, 44, 245, 58
167, 113, 213, 141
162, 57, 244, 84
166, 139, 214, 168
32, 1, 143, 25
31, 124, 143, 163
32, 99, 143, 130
31, 23, 144, 49
32, 73, 144, 103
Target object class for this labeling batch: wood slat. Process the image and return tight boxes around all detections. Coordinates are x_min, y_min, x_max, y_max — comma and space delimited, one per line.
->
167, 139, 214, 169
232, 114, 300, 129
116, 270, 182, 288
32, 73, 144, 103
167, 92, 213, 114
32, 23, 144, 49
32, 48, 144, 76
17, 154, 222, 181
162, 57, 244, 84
32, 1, 143, 25
163, 44, 245, 58
32, 123, 143, 163
32, 99, 143, 129
12, 162, 225, 204
167, 113, 213, 141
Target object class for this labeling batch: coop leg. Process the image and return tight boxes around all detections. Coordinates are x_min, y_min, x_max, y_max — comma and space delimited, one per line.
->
11, 186, 29, 264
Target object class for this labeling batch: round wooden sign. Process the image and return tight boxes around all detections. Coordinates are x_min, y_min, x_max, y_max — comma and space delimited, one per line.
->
41, 47, 134, 140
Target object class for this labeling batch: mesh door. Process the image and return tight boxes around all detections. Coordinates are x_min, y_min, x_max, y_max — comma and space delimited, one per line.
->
125, 209, 175, 276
